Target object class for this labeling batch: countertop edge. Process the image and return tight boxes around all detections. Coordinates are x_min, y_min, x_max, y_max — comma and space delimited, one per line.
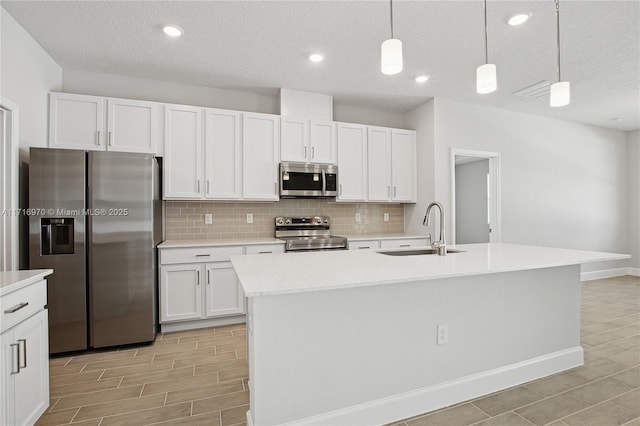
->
0, 269, 53, 296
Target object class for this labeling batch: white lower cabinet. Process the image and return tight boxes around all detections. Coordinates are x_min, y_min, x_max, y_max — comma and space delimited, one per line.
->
205, 263, 243, 317
160, 264, 203, 322
1, 279, 49, 426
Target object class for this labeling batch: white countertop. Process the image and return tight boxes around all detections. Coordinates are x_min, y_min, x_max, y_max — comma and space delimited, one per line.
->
159, 238, 286, 248
0, 269, 53, 296
231, 243, 630, 297
344, 233, 428, 241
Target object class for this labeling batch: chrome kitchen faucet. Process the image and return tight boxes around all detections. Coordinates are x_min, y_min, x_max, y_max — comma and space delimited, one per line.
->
423, 201, 446, 255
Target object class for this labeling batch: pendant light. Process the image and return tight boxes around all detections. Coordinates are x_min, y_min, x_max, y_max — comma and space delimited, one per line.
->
381, 0, 402, 75
549, 0, 570, 107
476, 0, 497, 94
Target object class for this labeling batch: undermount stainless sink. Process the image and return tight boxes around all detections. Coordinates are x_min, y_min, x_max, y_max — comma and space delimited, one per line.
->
378, 248, 466, 256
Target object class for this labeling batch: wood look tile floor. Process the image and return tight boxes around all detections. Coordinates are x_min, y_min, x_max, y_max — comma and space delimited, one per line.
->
37, 276, 639, 426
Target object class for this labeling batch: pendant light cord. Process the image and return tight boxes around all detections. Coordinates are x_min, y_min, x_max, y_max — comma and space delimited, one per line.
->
555, 0, 562, 81
390, 0, 394, 39
483, 0, 489, 64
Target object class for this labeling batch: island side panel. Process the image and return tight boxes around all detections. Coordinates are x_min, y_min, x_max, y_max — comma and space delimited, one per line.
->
246, 265, 582, 426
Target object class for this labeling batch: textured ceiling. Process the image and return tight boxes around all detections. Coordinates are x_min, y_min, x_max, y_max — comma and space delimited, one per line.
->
3, 0, 639, 131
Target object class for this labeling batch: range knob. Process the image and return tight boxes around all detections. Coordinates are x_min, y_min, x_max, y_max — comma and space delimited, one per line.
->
285, 218, 292, 225
323, 218, 329, 224
316, 218, 322, 224
276, 218, 284, 225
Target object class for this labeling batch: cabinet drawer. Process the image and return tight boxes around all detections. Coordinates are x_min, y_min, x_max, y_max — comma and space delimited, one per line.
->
348, 240, 380, 250
160, 246, 244, 265
379, 238, 428, 249
0, 280, 47, 333
245, 244, 285, 255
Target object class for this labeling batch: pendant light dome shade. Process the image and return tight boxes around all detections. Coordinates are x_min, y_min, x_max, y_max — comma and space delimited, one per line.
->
476, 63, 497, 94
549, 81, 570, 107
381, 38, 403, 75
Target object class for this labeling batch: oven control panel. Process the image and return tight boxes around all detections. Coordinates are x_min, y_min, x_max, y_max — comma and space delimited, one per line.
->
275, 216, 330, 228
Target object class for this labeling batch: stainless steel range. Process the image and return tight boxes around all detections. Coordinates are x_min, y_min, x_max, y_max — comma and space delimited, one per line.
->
275, 216, 347, 252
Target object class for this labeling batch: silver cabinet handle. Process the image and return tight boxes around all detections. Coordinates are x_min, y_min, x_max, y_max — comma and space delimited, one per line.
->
108, 131, 113, 146
393, 186, 397, 197
258, 251, 272, 254
312, 146, 315, 159
196, 270, 200, 285
207, 270, 211, 285
358, 246, 370, 249
387, 186, 390, 197
207, 181, 210, 194
400, 244, 411, 247
275, 182, 278, 195
304, 146, 307, 159
96, 131, 101, 146
10, 343, 20, 374
4, 302, 28, 314
196, 180, 200, 193
195, 254, 211, 257
17, 339, 26, 368
339, 184, 343, 196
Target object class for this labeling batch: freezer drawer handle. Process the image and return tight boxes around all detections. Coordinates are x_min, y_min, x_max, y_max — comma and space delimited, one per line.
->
4, 302, 29, 314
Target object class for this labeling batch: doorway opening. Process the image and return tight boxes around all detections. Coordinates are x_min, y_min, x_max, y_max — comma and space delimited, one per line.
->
0, 99, 19, 271
450, 148, 501, 244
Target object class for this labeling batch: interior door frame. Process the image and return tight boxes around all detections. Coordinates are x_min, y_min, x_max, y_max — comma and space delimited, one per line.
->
450, 148, 501, 244
0, 97, 19, 271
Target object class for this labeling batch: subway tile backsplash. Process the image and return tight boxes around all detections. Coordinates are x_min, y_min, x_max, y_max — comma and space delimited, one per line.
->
165, 199, 405, 240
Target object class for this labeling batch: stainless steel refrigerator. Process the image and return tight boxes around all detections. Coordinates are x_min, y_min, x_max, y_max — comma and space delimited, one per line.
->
29, 148, 162, 354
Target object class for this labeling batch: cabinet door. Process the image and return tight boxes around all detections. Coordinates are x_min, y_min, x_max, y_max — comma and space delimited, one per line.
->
205, 263, 244, 317
49, 92, 105, 150
367, 126, 392, 202
1, 328, 15, 426
391, 129, 417, 202
309, 120, 335, 164
164, 105, 203, 199
280, 117, 308, 162
106, 98, 158, 154
204, 108, 241, 199
13, 310, 49, 426
337, 123, 367, 201
242, 112, 280, 200
160, 264, 203, 322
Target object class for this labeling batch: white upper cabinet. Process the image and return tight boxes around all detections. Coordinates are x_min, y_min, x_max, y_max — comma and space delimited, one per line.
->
106, 98, 158, 153
49, 92, 105, 151
367, 126, 392, 202
164, 104, 203, 199
281, 118, 335, 164
391, 129, 417, 202
204, 108, 241, 199
243, 112, 280, 201
280, 117, 308, 163
49, 92, 159, 154
337, 122, 367, 201
309, 120, 336, 164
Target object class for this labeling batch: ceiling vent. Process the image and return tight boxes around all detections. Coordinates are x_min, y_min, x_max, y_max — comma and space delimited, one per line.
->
512, 80, 551, 99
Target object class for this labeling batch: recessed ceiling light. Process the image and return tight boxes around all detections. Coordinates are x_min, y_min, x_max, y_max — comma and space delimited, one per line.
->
309, 54, 324, 63
163, 25, 183, 37
508, 13, 531, 26
415, 75, 430, 83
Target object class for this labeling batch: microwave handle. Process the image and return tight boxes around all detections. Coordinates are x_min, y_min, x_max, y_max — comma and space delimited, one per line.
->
321, 170, 326, 196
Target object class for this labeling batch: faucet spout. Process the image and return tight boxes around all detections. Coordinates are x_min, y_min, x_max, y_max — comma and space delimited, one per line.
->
423, 201, 446, 255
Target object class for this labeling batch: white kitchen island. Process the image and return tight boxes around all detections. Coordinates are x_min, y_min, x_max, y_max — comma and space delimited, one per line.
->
230, 243, 629, 426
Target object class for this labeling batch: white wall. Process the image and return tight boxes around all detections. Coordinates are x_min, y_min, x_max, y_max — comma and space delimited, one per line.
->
403, 99, 435, 236
1, 7, 62, 158
455, 159, 489, 244
333, 103, 405, 129
433, 98, 629, 273
628, 130, 640, 270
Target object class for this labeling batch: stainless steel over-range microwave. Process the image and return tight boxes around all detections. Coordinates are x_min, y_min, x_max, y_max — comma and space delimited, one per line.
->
279, 162, 338, 198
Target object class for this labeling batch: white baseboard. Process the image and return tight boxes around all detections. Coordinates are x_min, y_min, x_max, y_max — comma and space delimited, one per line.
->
160, 315, 245, 333
264, 347, 583, 426
581, 267, 638, 281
